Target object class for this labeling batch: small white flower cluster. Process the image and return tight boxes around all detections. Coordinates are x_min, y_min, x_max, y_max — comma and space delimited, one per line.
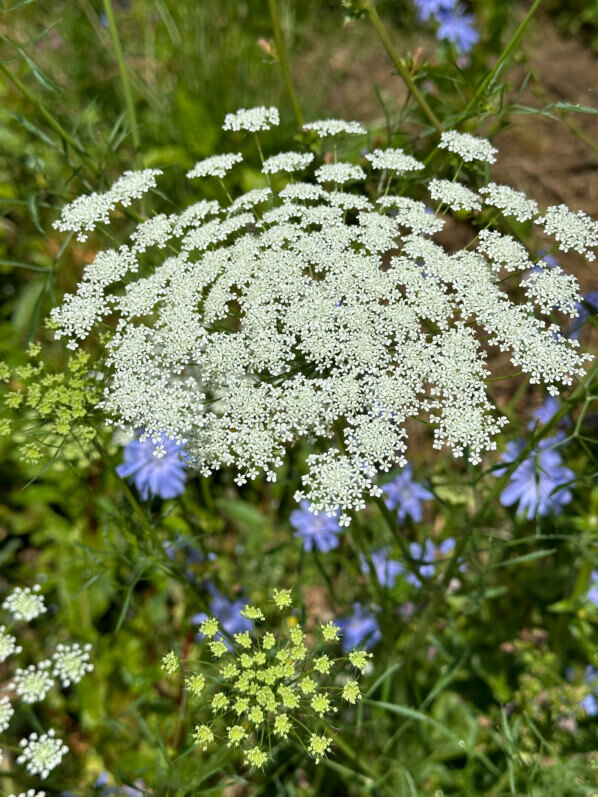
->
2, 585, 47, 622
223, 106, 280, 132
0, 584, 93, 784
52, 642, 94, 687
439, 130, 498, 164
365, 147, 423, 174
303, 118, 366, 137
429, 178, 480, 212
53, 169, 162, 241
524, 265, 581, 316
12, 660, 54, 704
262, 151, 314, 174
479, 183, 539, 222
0, 625, 22, 662
541, 204, 598, 261
8, 791, 46, 797
17, 730, 69, 780
50, 108, 594, 523
187, 153, 243, 180
0, 695, 14, 731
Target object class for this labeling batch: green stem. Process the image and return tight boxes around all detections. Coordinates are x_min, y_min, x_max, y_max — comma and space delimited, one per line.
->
461, 0, 545, 119
373, 496, 432, 586
0, 61, 100, 176
365, 2, 442, 133
407, 360, 598, 660
267, 0, 304, 128
102, 0, 141, 151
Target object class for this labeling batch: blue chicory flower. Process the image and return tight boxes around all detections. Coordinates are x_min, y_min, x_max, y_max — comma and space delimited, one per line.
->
498, 436, 575, 519
527, 396, 572, 431
436, 6, 479, 53
383, 464, 434, 523
116, 432, 187, 500
191, 583, 253, 643
337, 603, 381, 652
290, 501, 342, 553
581, 665, 598, 716
587, 570, 598, 607
569, 291, 598, 340
359, 548, 404, 588
406, 538, 456, 585
414, 0, 456, 22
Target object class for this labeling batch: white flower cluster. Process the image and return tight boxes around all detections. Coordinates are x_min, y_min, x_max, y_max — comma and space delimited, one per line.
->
187, 153, 243, 180
52, 642, 94, 687
51, 109, 594, 523
541, 204, 598, 261
0, 584, 93, 784
223, 106, 280, 132
303, 118, 366, 137
3, 585, 47, 622
17, 730, 69, 780
365, 147, 423, 174
479, 183, 539, 222
262, 151, 314, 174
53, 169, 162, 241
0, 625, 22, 662
8, 792, 46, 797
439, 130, 498, 164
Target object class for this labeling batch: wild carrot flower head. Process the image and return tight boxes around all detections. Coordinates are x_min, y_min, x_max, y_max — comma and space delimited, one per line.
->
179, 588, 370, 769
50, 107, 593, 525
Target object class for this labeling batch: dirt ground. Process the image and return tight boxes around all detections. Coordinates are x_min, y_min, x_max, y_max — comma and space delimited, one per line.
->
295, 10, 598, 290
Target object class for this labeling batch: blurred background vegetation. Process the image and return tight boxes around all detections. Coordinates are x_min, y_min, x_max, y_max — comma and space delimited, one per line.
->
0, 1, 597, 794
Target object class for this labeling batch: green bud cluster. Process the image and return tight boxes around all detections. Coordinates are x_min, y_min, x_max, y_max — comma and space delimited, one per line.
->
162, 589, 371, 770
0, 345, 102, 467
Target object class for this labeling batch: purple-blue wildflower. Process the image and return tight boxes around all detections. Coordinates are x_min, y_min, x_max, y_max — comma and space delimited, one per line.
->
569, 291, 598, 340
436, 6, 479, 53
581, 665, 598, 716
405, 538, 456, 585
527, 396, 572, 431
587, 570, 598, 607
498, 436, 575, 519
290, 501, 342, 553
116, 433, 187, 500
414, 0, 456, 22
383, 465, 434, 524
337, 603, 381, 652
359, 548, 404, 588
191, 584, 252, 643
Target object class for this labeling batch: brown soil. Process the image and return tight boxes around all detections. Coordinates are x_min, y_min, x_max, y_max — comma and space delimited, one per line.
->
294, 10, 598, 290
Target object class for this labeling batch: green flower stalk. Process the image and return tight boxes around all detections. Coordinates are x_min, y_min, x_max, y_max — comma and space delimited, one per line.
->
161, 588, 371, 770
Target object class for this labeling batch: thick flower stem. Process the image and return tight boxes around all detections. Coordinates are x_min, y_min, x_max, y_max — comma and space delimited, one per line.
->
365, 2, 442, 133
267, 0, 304, 128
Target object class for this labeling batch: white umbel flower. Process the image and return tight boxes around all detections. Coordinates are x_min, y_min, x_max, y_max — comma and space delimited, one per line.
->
51, 642, 94, 687
480, 182, 539, 222
187, 153, 243, 179
540, 204, 598, 261
8, 791, 46, 797
303, 118, 366, 137
477, 229, 532, 272
12, 660, 54, 704
51, 108, 593, 521
223, 106, 280, 132
523, 265, 581, 316
0, 625, 22, 662
315, 162, 366, 184
0, 695, 14, 732
429, 179, 480, 212
262, 151, 314, 174
3, 585, 47, 622
439, 130, 498, 164
365, 147, 423, 174
53, 169, 162, 241
17, 730, 68, 780
228, 188, 272, 214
